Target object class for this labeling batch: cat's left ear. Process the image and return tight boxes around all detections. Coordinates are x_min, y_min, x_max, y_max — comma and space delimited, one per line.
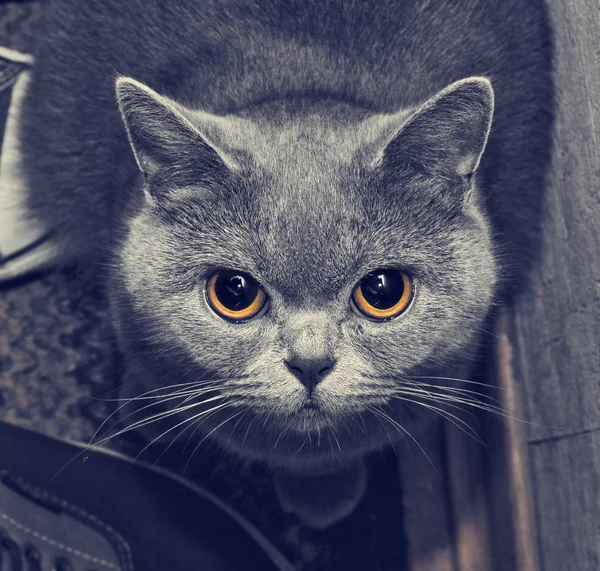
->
375, 77, 494, 181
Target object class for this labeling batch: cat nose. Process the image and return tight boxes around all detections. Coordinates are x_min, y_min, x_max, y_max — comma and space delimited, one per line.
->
285, 355, 336, 395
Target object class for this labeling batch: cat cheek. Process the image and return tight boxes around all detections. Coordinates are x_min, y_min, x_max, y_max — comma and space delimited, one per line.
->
340, 318, 367, 339
351, 322, 366, 336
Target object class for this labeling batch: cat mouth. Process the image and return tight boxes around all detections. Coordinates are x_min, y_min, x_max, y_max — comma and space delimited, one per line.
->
287, 399, 337, 432
302, 399, 319, 410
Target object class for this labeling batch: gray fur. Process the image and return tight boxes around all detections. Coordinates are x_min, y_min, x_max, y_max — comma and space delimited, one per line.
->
21, 0, 553, 481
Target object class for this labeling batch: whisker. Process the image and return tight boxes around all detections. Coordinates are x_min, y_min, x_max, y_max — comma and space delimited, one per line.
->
407, 375, 502, 390
357, 412, 369, 437
182, 404, 230, 452
129, 401, 232, 467
369, 405, 438, 474
297, 435, 308, 453
50, 395, 224, 483
151, 422, 199, 467
88, 393, 187, 451
184, 410, 245, 473
395, 385, 482, 424
402, 380, 502, 405
227, 410, 250, 447
94, 394, 225, 447
398, 388, 512, 418
391, 392, 484, 444
241, 413, 258, 451
371, 408, 401, 449
404, 385, 545, 432
88, 380, 223, 448
393, 381, 484, 429
330, 427, 342, 452
147, 400, 230, 468
93, 386, 221, 444
273, 421, 292, 450
91, 379, 224, 403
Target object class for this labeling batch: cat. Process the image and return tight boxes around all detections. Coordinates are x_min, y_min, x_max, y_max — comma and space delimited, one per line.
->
19, 0, 553, 526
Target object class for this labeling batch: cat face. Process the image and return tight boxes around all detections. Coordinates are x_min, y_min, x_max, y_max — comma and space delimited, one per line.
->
114, 77, 497, 472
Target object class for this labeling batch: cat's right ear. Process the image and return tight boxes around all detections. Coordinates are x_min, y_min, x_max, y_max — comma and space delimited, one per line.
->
115, 77, 234, 185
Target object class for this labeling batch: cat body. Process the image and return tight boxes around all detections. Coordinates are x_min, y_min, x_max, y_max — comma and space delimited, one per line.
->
21, 0, 552, 487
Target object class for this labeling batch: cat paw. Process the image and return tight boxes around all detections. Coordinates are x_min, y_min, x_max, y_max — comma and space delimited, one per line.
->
272, 460, 367, 529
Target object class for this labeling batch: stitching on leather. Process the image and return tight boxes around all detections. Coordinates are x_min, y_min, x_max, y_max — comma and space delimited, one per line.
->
5, 475, 134, 571
0, 510, 119, 569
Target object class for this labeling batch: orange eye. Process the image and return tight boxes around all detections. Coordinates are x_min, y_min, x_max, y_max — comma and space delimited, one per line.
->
352, 269, 413, 321
206, 270, 267, 322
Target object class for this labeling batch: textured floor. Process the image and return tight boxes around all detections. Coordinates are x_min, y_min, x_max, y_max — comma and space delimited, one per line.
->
0, 269, 118, 441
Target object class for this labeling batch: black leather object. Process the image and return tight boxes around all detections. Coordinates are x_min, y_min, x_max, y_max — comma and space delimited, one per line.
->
0, 420, 292, 571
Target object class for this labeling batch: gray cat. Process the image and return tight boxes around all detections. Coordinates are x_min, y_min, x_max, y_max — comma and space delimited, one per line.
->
20, 0, 553, 526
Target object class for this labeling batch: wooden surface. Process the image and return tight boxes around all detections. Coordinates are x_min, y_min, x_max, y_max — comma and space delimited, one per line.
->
402, 313, 540, 571
442, 315, 540, 571
509, 0, 600, 569
399, 420, 456, 571
486, 316, 540, 571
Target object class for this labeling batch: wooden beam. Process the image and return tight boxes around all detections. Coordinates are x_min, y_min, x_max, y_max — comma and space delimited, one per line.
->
486, 315, 540, 571
399, 419, 457, 571
506, 0, 600, 568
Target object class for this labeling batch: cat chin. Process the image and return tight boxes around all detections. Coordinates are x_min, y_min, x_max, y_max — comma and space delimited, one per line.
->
209, 429, 373, 475
203, 403, 437, 476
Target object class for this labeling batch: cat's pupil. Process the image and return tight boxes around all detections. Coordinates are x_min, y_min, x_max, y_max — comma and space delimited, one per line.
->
215, 272, 258, 310
361, 270, 405, 310
226, 277, 243, 297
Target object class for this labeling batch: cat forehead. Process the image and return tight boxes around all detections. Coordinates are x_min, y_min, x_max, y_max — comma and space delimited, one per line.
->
191, 101, 403, 171
243, 119, 377, 282
205, 107, 402, 224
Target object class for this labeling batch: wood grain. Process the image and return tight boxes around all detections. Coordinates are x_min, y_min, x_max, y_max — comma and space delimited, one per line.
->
446, 417, 494, 571
441, 315, 540, 571
486, 315, 540, 571
399, 420, 457, 571
511, 0, 600, 441
529, 432, 600, 571
508, 0, 600, 569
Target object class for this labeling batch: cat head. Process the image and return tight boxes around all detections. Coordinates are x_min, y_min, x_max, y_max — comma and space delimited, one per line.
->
114, 76, 497, 472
